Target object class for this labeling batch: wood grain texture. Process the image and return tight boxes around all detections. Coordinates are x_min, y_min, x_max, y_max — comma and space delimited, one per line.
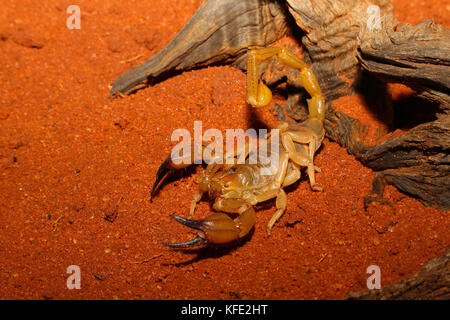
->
286, 0, 396, 99
334, 19, 450, 210
325, 107, 450, 210
110, 0, 289, 96
358, 19, 450, 107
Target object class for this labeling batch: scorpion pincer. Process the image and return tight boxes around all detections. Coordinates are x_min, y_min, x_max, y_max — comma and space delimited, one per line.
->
151, 47, 326, 248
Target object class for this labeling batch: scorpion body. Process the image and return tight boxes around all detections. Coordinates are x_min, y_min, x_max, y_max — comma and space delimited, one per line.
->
151, 47, 326, 248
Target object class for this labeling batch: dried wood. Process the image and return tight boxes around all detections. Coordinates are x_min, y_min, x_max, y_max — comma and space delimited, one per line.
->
110, 0, 290, 95
326, 19, 450, 209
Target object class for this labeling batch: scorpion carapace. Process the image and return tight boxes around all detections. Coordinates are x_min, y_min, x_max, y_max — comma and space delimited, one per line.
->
151, 47, 326, 248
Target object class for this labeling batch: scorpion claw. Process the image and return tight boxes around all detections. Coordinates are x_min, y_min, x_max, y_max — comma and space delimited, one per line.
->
170, 213, 204, 230
166, 213, 242, 246
150, 156, 172, 201
162, 235, 208, 248
162, 214, 209, 248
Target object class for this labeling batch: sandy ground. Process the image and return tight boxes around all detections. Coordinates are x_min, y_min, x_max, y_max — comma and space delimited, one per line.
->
0, 0, 448, 299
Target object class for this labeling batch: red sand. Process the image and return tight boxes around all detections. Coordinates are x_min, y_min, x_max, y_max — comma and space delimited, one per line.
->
0, 0, 448, 299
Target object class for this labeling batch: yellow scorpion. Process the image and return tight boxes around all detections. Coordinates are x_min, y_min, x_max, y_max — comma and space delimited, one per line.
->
151, 47, 326, 248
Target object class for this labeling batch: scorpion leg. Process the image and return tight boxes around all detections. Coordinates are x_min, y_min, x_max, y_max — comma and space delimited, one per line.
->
282, 162, 301, 187
163, 199, 256, 247
267, 189, 287, 235
281, 132, 322, 192
253, 152, 290, 234
189, 189, 203, 218
273, 152, 290, 187
265, 152, 290, 234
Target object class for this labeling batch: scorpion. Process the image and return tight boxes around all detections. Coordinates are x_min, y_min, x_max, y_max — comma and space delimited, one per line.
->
151, 47, 326, 248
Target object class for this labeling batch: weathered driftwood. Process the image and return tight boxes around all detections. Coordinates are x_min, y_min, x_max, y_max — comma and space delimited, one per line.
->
326, 20, 450, 210
111, 0, 396, 100
110, 0, 290, 95
346, 249, 450, 300
110, 0, 449, 210
325, 108, 450, 210
358, 19, 450, 107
